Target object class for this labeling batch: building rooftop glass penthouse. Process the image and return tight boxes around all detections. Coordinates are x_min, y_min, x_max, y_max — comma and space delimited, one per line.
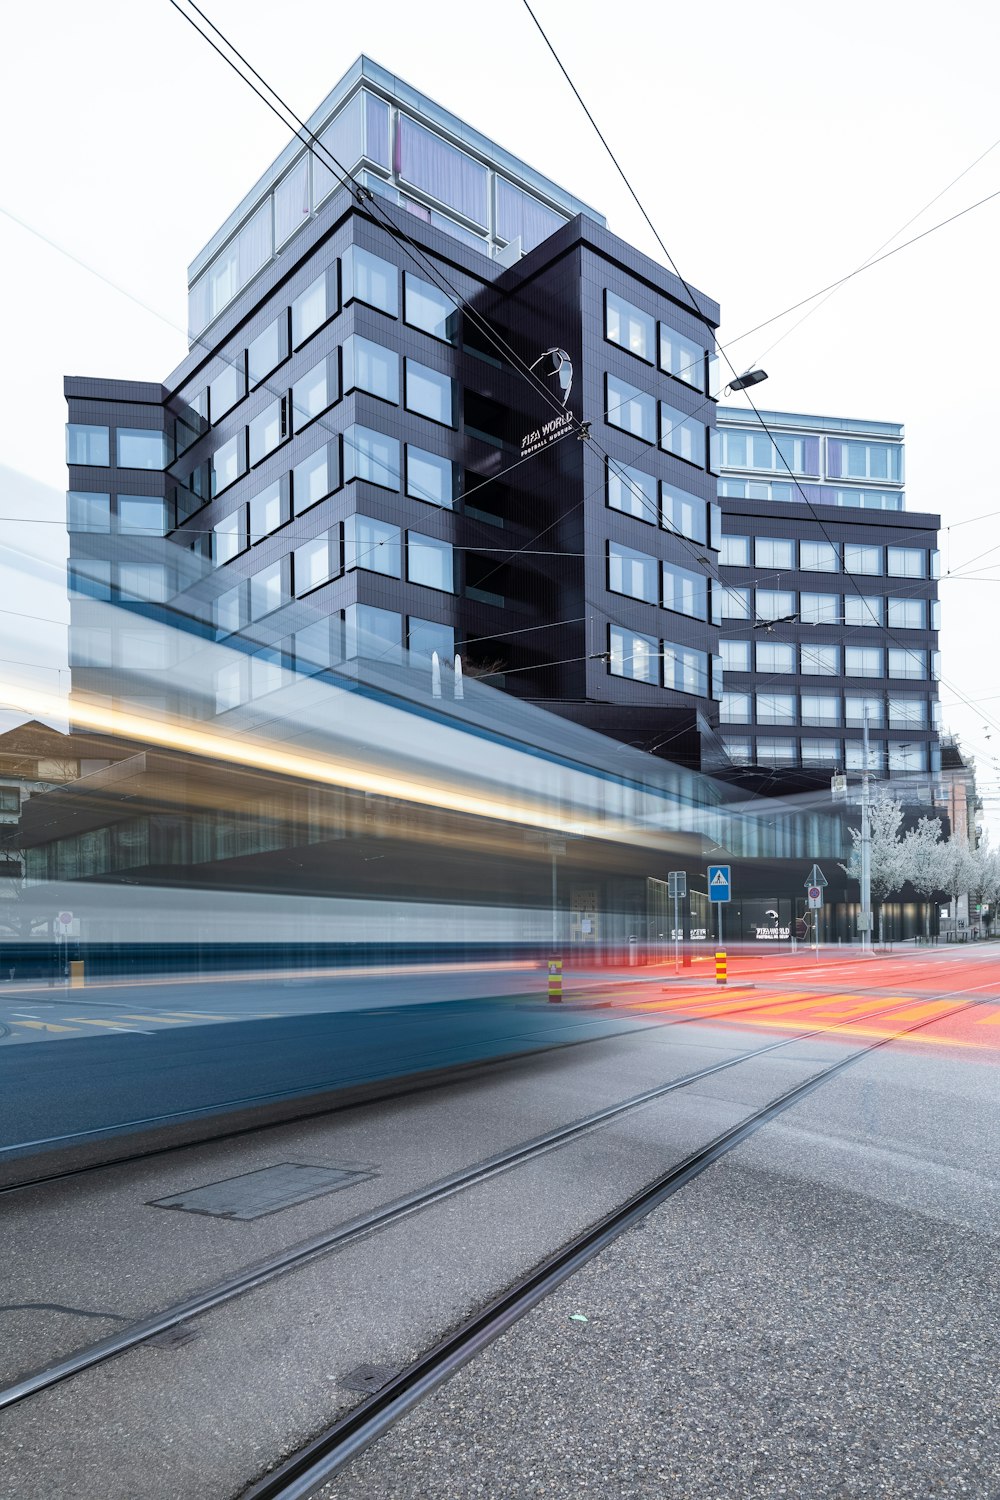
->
717, 407, 905, 512
187, 55, 606, 341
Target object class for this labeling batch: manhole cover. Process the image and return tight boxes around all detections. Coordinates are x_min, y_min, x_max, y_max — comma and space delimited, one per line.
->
339, 1364, 398, 1395
149, 1162, 375, 1221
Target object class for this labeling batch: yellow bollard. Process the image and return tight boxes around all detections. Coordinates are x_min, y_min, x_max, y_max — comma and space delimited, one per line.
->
715, 949, 727, 986
547, 957, 563, 1003
70, 960, 85, 989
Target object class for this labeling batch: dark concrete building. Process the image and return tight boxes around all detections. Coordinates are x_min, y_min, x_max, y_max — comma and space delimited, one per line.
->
64, 56, 726, 767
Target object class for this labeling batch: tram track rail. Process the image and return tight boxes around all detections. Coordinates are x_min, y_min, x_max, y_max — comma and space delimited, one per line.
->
239, 989, 987, 1500
0, 988, 973, 1417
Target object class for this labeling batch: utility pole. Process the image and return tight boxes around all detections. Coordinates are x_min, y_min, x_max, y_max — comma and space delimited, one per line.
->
860, 706, 872, 954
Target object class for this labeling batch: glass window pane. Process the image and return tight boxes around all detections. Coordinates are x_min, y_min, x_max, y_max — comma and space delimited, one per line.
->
720, 692, 751, 724
248, 313, 289, 386
292, 358, 334, 429
68, 561, 112, 600
801, 643, 839, 674
844, 543, 882, 575
118, 496, 165, 535
609, 625, 659, 682
755, 643, 795, 673
720, 640, 750, 672
68, 492, 111, 531
346, 602, 403, 663
846, 647, 884, 676
344, 513, 401, 576
344, 335, 399, 402
343, 425, 400, 490
249, 560, 285, 619
409, 617, 455, 663
659, 325, 705, 389
887, 547, 925, 578
720, 534, 750, 566
214, 505, 247, 565
754, 537, 794, 569
605, 291, 654, 363
405, 360, 454, 425
274, 156, 310, 248
800, 540, 839, 572
293, 445, 336, 513
889, 648, 926, 679
406, 446, 453, 507
118, 563, 168, 602
249, 479, 286, 541
662, 641, 708, 695
662, 561, 707, 619
606, 374, 655, 442
661, 483, 706, 542
608, 541, 658, 603
755, 589, 796, 621
661, 402, 705, 466
248, 398, 287, 465
844, 595, 883, 626
407, 532, 454, 592
608, 462, 657, 523
67, 425, 110, 466
846, 695, 884, 727
756, 693, 796, 724
342, 245, 399, 315
396, 113, 489, 226
292, 272, 328, 347
209, 363, 244, 421
496, 177, 565, 252
404, 274, 457, 342
295, 532, 334, 594
117, 429, 168, 470
312, 94, 363, 205
801, 694, 840, 726
714, 585, 750, 621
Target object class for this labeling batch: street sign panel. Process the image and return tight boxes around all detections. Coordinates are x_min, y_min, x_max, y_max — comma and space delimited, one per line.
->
667, 870, 687, 898
707, 864, 731, 902
807, 885, 823, 909
805, 864, 828, 888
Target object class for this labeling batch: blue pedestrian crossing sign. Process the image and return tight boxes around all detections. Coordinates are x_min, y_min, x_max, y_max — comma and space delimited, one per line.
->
707, 864, 731, 902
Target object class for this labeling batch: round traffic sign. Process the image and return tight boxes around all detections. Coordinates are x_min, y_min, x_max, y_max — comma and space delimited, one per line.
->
58, 911, 73, 924
808, 886, 821, 902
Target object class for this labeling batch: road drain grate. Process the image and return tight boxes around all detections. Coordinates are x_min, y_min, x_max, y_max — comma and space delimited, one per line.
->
149, 1162, 376, 1221
339, 1364, 399, 1395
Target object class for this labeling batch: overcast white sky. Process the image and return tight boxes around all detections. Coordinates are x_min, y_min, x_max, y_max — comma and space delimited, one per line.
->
2, 0, 998, 827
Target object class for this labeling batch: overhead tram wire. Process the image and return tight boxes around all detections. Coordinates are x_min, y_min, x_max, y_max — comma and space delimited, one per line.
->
518, 1, 1000, 749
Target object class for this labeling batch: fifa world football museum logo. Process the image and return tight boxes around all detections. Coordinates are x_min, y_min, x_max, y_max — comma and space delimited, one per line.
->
520, 347, 575, 457
530, 346, 573, 407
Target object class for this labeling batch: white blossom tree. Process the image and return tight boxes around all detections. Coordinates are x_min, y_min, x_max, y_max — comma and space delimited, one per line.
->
843, 794, 908, 942
938, 835, 977, 932
902, 816, 948, 939
969, 838, 1000, 935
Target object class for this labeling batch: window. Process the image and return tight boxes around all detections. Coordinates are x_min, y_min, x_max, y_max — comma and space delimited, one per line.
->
215, 582, 248, 635
662, 561, 707, 619
756, 693, 796, 724
343, 425, 400, 490
801, 740, 842, 766
662, 642, 708, 695
70, 627, 113, 667
887, 597, 927, 629
250, 479, 287, 541
801, 642, 839, 675
609, 625, 659, 682
68, 492, 111, 531
755, 589, 796, 621
888, 697, 928, 729
608, 463, 657, 523
342, 245, 398, 316
722, 430, 818, 473
117, 430, 168, 470
405, 360, 454, 425
214, 505, 247, 565
345, 602, 403, 663
889, 741, 927, 773
608, 541, 658, 603
293, 443, 339, 513
659, 325, 705, 390
118, 629, 169, 670
756, 642, 795, 673
720, 640, 751, 672
118, 563, 168, 603
827, 439, 902, 483
846, 646, 884, 676
209, 363, 244, 420
802, 694, 840, 726
189, 201, 272, 334
720, 534, 750, 566
291, 270, 332, 347
409, 618, 455, 663
931, 599, 941, 630
248, 398, 288, 465
496, 177, 565, 252
344, 335, 399, 403
889, 648, 926, 679
754, 537, 794, 569
211, 432, 246, 495
844, 543, 882, 575
294, 617, 342, 672
405, 274, 457, 342
887, 547, 926, 578
844, 595, 883, 626
249, 560, 286, 620
605, 291, 654, 363
846, 740, 883, 772
396, 113, 489, 225
292, 358, 335, 430
660, 402, 705, 466
720, 692, 751, 724
344, 513, 401, 577
274, 156, 310, 247
800, 540, 839, 572
714, 585, 750, 621
406, 446, 453, 508
756, 738, 797, 766
294, 531, 336, 594
800, 592, 839, 624
845, 696, 883, 727
68, 561, 112, 600
407, 532, 454, 592
722, 737, 753, 766
606, 374, 656, 442
931, 650, 942, 680
114, 496, 165, 538
662, 483, 706, 542
67, 424, 109, 466
930, 550, 941, 579
248, 313, 289, 385
251, 647, 289, 699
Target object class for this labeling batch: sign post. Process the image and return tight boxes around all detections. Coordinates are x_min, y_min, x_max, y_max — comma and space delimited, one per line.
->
668, 870, 687, 971
804, 867, 826, 961
707, 864, 731, 949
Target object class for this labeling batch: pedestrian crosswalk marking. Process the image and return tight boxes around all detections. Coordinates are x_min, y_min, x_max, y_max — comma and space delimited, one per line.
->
11, 1020, 80, 1033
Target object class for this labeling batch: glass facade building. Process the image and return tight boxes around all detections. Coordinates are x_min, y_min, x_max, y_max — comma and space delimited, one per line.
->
716, 407, 942, 784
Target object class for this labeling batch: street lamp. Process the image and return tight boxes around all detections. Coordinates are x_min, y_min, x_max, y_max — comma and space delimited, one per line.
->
724, 368, 769, 394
